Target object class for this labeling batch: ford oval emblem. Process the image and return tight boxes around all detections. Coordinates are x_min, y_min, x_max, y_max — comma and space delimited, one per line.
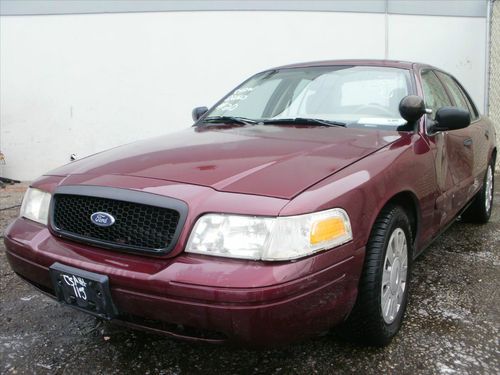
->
90, 212, 116, 227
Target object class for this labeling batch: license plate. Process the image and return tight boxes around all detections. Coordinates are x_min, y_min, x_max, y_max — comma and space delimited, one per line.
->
49, 263, 117, 319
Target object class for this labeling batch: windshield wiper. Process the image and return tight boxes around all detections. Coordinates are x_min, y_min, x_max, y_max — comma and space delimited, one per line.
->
201, 116, 258, 126
260, 117, 346, 127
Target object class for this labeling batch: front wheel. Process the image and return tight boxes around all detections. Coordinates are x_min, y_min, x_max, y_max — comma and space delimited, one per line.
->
339, 205, 413, 346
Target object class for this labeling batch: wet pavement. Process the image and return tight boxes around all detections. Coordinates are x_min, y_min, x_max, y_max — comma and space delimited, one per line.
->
1, 181, 499, 375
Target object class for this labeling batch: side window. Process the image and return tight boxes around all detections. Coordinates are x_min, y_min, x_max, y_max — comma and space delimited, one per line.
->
421, 70, 452, 119
457, 84, 479, 121
435, 71, 469, 112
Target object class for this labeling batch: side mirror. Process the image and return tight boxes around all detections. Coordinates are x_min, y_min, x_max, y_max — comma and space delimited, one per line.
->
432, 107, 470, 132
192, 106, 208, 121
399, 95, 426, 124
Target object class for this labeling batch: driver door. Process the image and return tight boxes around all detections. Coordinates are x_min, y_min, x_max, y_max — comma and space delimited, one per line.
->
421, 70, 473, 225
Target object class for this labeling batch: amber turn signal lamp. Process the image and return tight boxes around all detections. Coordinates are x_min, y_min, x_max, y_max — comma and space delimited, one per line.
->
310, 217, 347, 245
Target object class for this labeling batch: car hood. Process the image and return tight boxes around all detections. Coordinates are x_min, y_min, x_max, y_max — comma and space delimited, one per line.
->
48, 125, 402, 199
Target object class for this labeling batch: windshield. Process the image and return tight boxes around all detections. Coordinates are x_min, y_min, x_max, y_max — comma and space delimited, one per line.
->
205, 66, 413, 129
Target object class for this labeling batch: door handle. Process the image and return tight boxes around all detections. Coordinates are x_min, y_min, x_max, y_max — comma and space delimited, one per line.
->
463, 138, 473, 147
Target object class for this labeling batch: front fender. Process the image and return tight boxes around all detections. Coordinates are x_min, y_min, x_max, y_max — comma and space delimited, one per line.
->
280, 133, 437, 253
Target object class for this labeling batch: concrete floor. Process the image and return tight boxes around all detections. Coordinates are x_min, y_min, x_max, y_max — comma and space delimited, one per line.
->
1, 181, 499, 375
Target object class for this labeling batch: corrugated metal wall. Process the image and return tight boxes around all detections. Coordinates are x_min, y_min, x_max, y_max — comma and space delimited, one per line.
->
490, 0, 500, 170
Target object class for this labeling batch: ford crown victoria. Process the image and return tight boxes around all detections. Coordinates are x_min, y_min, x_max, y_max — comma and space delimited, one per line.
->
5, 60, 496, 346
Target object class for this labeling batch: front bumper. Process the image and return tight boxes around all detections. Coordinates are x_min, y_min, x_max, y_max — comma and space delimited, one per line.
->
4, 217, 364, 346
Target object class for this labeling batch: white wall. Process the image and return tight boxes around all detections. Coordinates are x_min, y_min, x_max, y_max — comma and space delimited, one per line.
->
0, 11, 487, 180
388, 14, 487, 111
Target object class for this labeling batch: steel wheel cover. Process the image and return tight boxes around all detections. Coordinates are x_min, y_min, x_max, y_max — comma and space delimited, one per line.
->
485, 165, 493, 213
381, 227, 408, 324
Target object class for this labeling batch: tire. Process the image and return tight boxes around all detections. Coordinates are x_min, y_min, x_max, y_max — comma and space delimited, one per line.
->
461, 162, 495, 224
339, 205, 413, 346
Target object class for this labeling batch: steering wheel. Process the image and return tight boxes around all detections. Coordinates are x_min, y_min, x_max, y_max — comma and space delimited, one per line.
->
354, 103, 395, 116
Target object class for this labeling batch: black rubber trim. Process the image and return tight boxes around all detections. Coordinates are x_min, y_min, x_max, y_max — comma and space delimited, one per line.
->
49, 185, 188, 256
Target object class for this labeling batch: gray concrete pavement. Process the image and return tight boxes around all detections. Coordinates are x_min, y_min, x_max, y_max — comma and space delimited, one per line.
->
1, 181, 499, 374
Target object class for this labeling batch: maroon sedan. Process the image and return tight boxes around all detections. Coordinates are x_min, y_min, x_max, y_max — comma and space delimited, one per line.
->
5, 60, 496, 346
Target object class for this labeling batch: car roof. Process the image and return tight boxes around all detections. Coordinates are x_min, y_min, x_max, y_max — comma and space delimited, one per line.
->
272, 59, 434, 71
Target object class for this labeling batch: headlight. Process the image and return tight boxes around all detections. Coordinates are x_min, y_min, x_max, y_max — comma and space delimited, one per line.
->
20, 188, 51, 225
186, 208, 352, 261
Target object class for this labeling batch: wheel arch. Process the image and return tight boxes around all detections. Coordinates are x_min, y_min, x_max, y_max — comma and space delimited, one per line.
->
373, 191, 420, 249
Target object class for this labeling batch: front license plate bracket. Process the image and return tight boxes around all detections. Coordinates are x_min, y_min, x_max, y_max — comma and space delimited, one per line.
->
49, 262, 117, 319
